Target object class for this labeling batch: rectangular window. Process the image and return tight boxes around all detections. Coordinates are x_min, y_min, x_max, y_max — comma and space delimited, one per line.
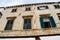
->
54, 5, 60, 9
23, 18, 31, 29
12, 9, 17, 12
37, 6, 49, 10
25, 7, 31, 11
5, 17, 16, 30
40, 17, 56, 28
5, 20, 14, 30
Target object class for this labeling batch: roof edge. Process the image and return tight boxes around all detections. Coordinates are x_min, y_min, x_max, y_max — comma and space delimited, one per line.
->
1, 1, 60, 8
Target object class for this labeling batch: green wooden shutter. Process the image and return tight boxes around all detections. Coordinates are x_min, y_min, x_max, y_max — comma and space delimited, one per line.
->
40, 18, 45, 28
49, 16, 56, 28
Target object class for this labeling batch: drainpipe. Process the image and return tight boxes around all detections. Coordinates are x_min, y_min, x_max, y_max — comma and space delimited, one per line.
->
35, 36, 41, 40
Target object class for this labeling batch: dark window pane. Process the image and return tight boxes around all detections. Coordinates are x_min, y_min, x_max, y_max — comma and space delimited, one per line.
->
12, 9, 17, 12
44, 22, 51, 28
24, 19, 27, 23
25, 7, 31, 11
45, 6, 49, 9
58, 16, 60, 20
54, 5, 60, 9
5, 20, 14, 30
27, 19, 31, 23
0, 12, 2, 16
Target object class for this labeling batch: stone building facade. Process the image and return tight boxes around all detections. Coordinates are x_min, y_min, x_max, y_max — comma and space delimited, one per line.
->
0, 2, 60, 38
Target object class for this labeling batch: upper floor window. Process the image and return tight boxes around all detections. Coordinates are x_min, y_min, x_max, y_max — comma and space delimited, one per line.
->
58, 16, 60, 20
0, 12, 2, 18
4, 17, 16, 30
23, 18, 31, 29
37, 6, 49, 10
23, 16, 32, 29
54, 5, 60, 9
11, 9, 17, 12
25, 7, 31, 11
57, 13, 60, 20
40, 15, 56, 28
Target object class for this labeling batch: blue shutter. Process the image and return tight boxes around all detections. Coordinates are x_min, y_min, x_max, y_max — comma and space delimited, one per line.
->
49, 17, 56, 28
40, 18, 45, 28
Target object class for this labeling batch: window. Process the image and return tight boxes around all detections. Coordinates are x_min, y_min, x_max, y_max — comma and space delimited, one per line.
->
23, 16, 32, 29
57, 13, 60, 20
0, 12, 2, 18
37, 6, 49, 10
25, 7, 31, 11
11, 9, 17, 12
40, 16, 56, 28
54, 5, 60, 9
23, 18, 31, 29
5, 17, 16, 30
5, 20, 14, 30
58, 16, 60, 20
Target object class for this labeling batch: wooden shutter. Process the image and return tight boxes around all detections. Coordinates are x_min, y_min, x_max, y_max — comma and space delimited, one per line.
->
49, 16, 56, 28
40, 18, 45, 28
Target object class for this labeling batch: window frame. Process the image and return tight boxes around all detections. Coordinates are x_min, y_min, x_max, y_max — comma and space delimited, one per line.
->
4, 17, 16, 30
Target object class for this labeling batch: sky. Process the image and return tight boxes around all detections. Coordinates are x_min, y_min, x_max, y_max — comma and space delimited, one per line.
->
0, 0, 60, 7
0, 0, 60, 40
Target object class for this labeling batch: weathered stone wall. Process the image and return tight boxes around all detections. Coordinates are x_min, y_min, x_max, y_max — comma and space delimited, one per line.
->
0, 2, 60, 37
0, 28, 60, 37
